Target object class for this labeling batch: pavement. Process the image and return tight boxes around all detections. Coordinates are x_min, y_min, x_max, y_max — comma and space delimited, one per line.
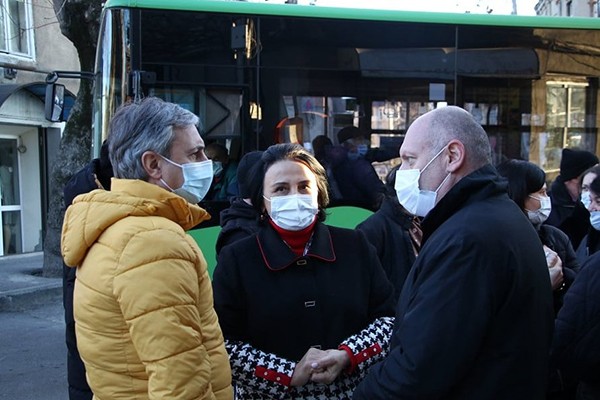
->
0, 252, 62, 312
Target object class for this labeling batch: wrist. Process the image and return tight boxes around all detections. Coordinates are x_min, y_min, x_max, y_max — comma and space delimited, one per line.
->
338, 345, 357, 374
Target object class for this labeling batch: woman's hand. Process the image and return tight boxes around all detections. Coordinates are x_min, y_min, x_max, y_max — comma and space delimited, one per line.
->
309, 349, 351, 385
290, 348, 327, 387
543, 245, 564, 290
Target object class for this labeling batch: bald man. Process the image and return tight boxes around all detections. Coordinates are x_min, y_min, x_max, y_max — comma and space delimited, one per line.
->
354, 106, 553, 399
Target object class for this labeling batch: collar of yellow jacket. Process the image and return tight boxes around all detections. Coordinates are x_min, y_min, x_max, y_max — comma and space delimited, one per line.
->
109, 179, 211, 230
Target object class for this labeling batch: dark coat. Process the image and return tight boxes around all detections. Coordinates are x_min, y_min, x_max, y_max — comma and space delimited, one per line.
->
547, 176, 590, 250
329, 146, 385, 210
575, 229, 600, 266
215, 197, 259, 255
357, 196, 417, 302
354, 165, 555, 400
206, 161, 239, 201
538, 224, 580, 314
552, 250, 600, 398
213, 221, 395, 398
62, 153, 112, 400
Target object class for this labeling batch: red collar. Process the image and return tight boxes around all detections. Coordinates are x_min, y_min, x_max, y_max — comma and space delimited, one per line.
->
268, 218, 317, 256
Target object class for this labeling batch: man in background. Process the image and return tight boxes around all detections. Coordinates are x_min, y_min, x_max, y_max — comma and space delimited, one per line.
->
205, 142, 238, 201
546, 148, 598, 249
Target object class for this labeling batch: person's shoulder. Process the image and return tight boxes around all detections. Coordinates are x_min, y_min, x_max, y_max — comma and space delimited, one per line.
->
64, 160, 102, 206
437, 199, 518, 242
325, 223, 370, 243
356, 208, 386, 230
540, 224, 571, 242
219, 228, 259, 253
581, 250, 600, 274
220, 200, 258, 224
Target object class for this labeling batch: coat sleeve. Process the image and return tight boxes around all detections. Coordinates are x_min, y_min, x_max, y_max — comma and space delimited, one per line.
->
214, 243, 297, 399
558, 233, 580, 309
546, 227, 580, 314
226, 340, 296, 399
354, 235, 501, 399
551, 254, 600, 383
339, 317, 394, 375
561, 235, 580, 284
113, 229, 214, 400
339, 232, 395, 375
356, 217, 386, 263
360, 229, 396, 321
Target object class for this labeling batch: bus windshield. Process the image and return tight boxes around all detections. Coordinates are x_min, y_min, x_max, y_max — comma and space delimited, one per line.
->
93, 0, 600, 181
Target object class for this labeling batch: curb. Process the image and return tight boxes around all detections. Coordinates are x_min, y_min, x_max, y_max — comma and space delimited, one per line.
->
0, 252, 63, 312
0, 282, 63, 312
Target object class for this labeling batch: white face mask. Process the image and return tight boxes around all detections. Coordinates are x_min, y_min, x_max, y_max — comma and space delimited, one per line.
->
264, 193, 318, 231
526, 195, 551, 227
581, 190, 592, 209
160, 156, 213, 204
590, 211, 600, 231
394, 146, 449, 217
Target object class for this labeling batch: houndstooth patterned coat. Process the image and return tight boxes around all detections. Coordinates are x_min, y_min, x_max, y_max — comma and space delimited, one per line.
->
214, 222, 396, 399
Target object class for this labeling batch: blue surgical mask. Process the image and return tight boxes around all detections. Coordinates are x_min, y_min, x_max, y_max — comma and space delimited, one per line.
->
582, 190, 592, 209
160, 156, 213, 204
356, 144, 368, 157
213, 161, 224, 177
591, 211, 600, 231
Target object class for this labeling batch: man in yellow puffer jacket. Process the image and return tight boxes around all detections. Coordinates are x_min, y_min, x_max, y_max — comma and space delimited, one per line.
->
61, 97, 233, 400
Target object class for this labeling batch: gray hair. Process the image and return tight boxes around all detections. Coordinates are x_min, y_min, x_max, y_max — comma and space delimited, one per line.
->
426, 106, 492, 168
107, 97, 200, 180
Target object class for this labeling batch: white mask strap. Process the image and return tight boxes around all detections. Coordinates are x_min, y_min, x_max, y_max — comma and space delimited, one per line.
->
421, 145, 447, 173
160, 154, 182, 169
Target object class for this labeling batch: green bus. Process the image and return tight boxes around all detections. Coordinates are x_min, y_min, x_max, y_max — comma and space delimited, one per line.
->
90, 0, 600, 178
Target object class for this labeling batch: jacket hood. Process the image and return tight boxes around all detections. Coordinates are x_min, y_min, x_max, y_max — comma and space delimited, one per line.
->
219, 198, 257, 226
62, 179, 210, 268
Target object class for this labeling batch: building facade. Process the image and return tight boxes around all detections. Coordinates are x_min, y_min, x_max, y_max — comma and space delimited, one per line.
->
535, 0, 600, 17
0, 0, 79, 257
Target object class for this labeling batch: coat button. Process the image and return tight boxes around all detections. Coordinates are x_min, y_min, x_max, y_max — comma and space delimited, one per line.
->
304, 300, 316, 307
296, 259, 307, 266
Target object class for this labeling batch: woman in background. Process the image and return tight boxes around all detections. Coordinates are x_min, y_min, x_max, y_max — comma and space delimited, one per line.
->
552, 172, 600, 400
498, 159, 580, 399
497, 159, 579, 313
576, 165, 600, 263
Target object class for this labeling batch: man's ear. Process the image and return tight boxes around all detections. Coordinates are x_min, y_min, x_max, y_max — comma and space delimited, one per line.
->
446, 140, 465, 173
141, 151, 162, 180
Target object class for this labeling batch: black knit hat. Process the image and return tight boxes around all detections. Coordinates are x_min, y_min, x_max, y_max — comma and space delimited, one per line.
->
560, 148, 599, 181
237, 151, 263, 198
337, 126, 363, 144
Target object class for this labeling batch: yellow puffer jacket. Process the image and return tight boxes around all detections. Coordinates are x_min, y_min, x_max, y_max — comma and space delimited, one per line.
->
62, 179, 233, 400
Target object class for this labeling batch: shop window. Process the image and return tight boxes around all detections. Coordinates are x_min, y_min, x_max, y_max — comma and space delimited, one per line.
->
0, 0, 34, 57
545, 82, 593, 166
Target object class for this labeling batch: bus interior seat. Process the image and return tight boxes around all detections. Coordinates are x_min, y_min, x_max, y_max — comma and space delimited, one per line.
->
326, 205, 374, 229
